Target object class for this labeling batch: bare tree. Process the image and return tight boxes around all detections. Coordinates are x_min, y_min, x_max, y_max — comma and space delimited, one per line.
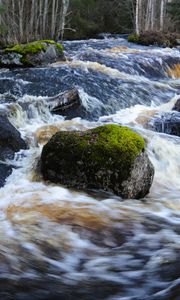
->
160, 0, 168, 31
135, 0, 170, 33
0, 0, 70, 44
135, 0, 142, 35
58, 0, 69, 40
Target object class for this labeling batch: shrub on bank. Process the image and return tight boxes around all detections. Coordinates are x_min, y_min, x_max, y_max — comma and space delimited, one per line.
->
128, 31, 179, 47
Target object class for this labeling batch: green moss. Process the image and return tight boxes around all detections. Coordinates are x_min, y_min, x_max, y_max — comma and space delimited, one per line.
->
128, 34, 139, 43
39, 40, 63, 53
45, 124, 145, 180
3, 40, 64, 66
5, 41, 47, 55
41, 124, 149, 197
39, 40, 56, 44
4, 40, 63, 55
20, 56, 32, 66
88, 124, 145, 164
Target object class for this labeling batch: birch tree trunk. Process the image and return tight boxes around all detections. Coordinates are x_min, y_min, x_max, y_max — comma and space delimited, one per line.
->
135, 0, 169, 33
30, 0, 35, 38
0, 0, 2, 27
160, 0, 167, 31
150, 0, 155, 30
18, 0, 25, 41
145, 0, 151, 31
57, 0, 69, 40
43, 0, 49, 38
135, 0, 140, 35
51, 0, 56, 39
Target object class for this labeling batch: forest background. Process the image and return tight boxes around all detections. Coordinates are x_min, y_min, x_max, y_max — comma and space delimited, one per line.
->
0, 0, 179, 44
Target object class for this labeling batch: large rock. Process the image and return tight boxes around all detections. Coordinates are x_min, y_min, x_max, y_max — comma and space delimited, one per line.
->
0, 115, 27, 186
0, 40, 64, 67
151, 112, 180, 137
41, 124, 154, 199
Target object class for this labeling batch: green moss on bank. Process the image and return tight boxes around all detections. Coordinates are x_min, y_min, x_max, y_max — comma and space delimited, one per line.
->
128, 32, 179, 47
5, 41, 46, 55
2, 40, 63, 67
4, 40, 63, 55
39, 40, 63, 54
128, 34, 139, 43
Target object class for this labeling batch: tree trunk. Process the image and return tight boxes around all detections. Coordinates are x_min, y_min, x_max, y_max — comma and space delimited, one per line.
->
18, 0, 25, 42
135, 0, 140, 34
57, 0, 69, 40
160, 0, 167, 31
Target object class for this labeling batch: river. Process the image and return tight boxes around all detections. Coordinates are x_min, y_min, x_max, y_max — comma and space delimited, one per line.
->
0, 37, 179, 300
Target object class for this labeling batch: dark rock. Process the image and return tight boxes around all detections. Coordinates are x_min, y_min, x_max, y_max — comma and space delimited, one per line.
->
0, 116, 27, 187
0, 116, 26, 156
0, 164, 12, 187
0, 51, 23, 67
150, 112, 180, 137
41, 124, 154, 199
173, 98, 180, 112
16, 88, 81, 119
0, 40, 65, 68
48, 88, 81, 114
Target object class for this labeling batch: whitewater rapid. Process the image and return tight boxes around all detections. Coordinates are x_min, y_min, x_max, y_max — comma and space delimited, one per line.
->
0, 37, 179, 300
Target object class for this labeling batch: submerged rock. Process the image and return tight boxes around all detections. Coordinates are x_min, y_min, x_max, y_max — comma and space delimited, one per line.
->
150, 112, 180, 137
41, 124, 154, 199
0, 115, 27, 186
0, 40, 64, 67
48, 88, 81, 114
173, 98, 180, 112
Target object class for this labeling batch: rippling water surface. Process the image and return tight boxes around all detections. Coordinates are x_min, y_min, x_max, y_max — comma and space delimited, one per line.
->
0, 37, 180, 299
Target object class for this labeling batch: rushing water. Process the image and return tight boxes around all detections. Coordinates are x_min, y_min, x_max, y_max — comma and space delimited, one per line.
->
0, 37, 180, 300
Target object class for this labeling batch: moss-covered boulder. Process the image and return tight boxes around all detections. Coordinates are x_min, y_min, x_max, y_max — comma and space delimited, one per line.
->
41, 124, 154, 199
0, 40, 64, 67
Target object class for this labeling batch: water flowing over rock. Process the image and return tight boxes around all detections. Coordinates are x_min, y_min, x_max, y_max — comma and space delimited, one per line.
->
41, 124, 154, 199
15, 88, 81, 119
173, 98, 180, 112
0, 115, 27, 186
150, 112, 180, 137
48, 88, 81, 114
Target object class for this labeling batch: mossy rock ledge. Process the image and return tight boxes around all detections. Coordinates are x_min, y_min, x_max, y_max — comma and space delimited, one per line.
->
41, 124, 154, 199
0, 40, 64, 67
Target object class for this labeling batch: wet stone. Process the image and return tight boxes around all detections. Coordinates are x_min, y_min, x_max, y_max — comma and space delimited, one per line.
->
150, 112, 180, 137
0, 115, 27, 186
173, 98, 180, 112
41, 124, 154, 199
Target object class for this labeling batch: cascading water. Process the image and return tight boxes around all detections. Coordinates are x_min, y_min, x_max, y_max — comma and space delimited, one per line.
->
0, 37, 179, 300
